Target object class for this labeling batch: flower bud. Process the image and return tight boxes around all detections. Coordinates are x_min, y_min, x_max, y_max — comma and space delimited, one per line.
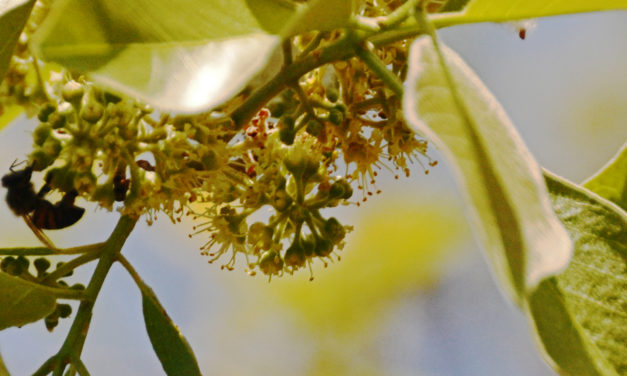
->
259, 250, 283, 276
284, 242, 306, 268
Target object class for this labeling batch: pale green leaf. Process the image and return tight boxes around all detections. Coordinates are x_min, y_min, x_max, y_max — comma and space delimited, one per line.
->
0, 351, 9, 376
284, 0, 354, 36
433, 0, 627, 26
0, 272, 56, 330
583, 142, 627, 211
142, 285, 201, 376
0, 0, 36, 82
402, 37, 572, 304
527, 171, 627, 376
31, 0, 354, 113
0, 105, 23, 132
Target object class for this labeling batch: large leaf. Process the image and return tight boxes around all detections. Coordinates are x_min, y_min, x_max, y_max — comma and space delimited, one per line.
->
0, 0, 35, 82
142, 285, 201, 376
433, 0, 627, 26
583, 142, 627, 211
527, 171, 627, 376
0, 272, 56, 330
402, 37, 572, 304
31, 0, 353, 113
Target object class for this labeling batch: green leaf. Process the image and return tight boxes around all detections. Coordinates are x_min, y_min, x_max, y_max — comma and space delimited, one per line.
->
31, 0, 353, 113
0, 0, 36, 82
583, 142, 627, 211
0, 272, 56, 330
433, 0, 627, 26
527, 171, 627, 376
142, 285, 201, 376
402, 37, 572, 304
0, 106, 23, 132
0, 351, 10, 376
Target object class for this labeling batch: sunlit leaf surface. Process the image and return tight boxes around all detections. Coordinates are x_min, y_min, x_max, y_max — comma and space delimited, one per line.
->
31, 0, 354, 113
402, 37, 572, 304
433, 0, 627, 26
527, 171, 627, 376
583, 142, 627, 211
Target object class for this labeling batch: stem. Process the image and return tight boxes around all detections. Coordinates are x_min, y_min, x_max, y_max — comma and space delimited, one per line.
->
40, 250, 103, 283
115, 254, 144, 289
354, 41, 404, 97
36, 215, 137, 375
230, 33, 363, 129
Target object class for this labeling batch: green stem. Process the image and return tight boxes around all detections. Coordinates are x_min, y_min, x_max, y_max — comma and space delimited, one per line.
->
229, 21, 432, 129
36, 215, 137, 375
375, 0, 421, 29
354, 41, 404, 97
40, 250, 103, 284
230, 32, 363, 129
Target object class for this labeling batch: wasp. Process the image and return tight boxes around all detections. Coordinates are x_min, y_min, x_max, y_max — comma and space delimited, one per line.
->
2, 162, 85, 247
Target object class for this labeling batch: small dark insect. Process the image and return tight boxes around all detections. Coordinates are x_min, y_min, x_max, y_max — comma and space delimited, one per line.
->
113, 172, 130, 202
2, 163, 85, 233
518, 28, 526, 40
136, 159, 155, 172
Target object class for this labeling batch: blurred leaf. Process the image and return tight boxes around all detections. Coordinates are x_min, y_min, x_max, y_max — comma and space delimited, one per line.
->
0, 106, 23, 132
402, 36, 572, 304
583, 142, 627, 211
142, 285, 201, 376
527, 171, 627, 376
0, 0, 35, 82
0, 272, 56, 330
31, 0, 354, 113
0, 351, 9, 376
433, 0, 627, 26
275, 198, 467, 334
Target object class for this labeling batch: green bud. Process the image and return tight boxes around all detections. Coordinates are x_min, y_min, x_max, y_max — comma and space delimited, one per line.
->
201, 150, 221, 171
306, 119, 323, 136
80, 87, 104, 123
314, 238, 333, 257
44, 314, 59, 332
61, 81, 84, 102
259, 250, 283, 276
329, 179, 353, 200
328, 108, 344, 125
284, 242, 306, 268
248, 222, 274, 251
47, 112, 67, 129
37, 103, 56, 122
323, 217, 345, 244
33, 123, 52, 146
272, 189, 292, 211
71, 283, 86, 290
34, 258, 51, 276
301, 235, 315, 257
57, 303, 72, 318
29, 148, 56, 171
279, 127, 295, 145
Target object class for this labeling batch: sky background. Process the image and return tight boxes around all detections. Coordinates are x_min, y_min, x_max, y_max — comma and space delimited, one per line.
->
1, 9, 626, 376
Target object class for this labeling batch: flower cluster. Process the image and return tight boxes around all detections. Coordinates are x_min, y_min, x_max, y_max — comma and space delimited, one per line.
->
1, 0, 437, 280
